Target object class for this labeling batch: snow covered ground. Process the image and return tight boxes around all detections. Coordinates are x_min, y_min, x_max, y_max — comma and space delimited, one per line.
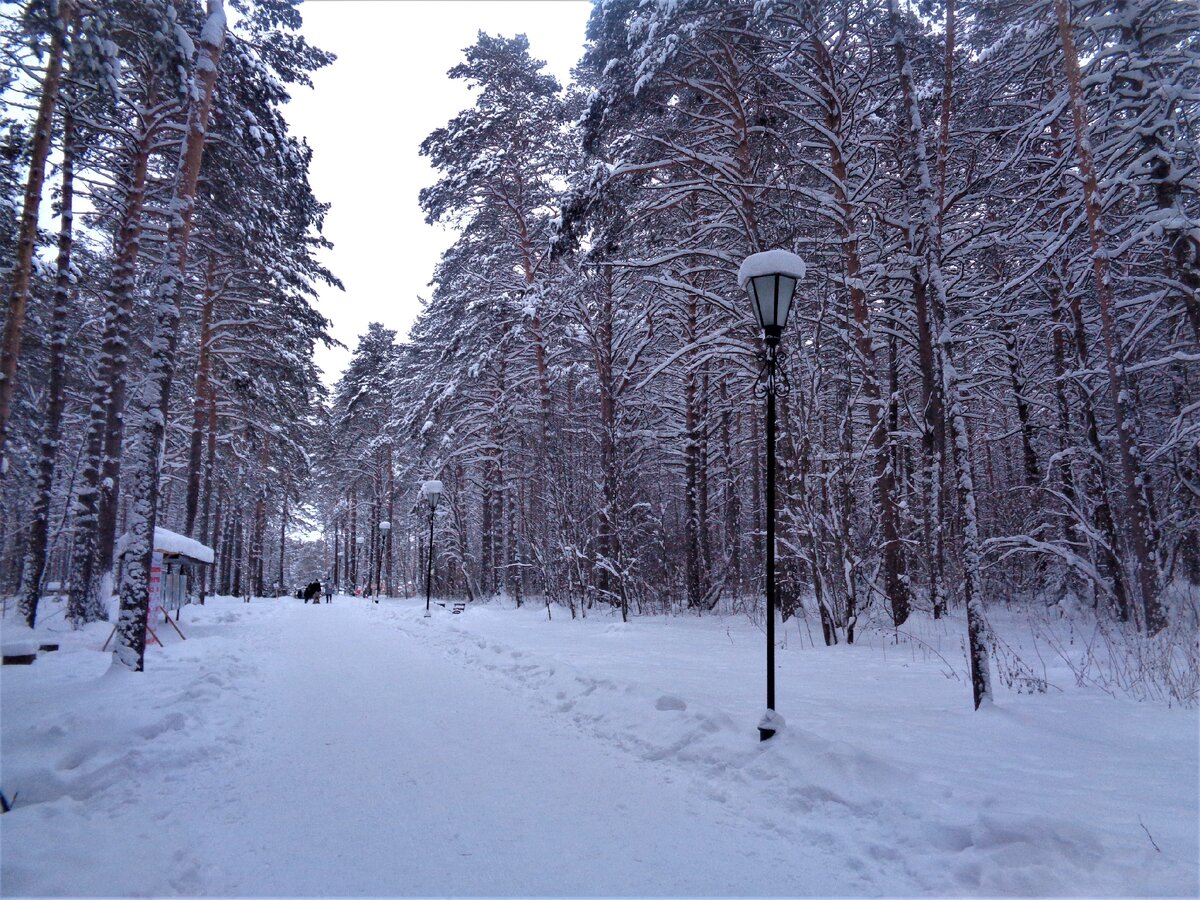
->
1, 595, 1196, 897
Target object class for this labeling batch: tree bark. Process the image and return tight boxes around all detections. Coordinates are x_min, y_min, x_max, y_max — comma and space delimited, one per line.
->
279, 488, 287, 594
185, 254, 219, 537
684, 292, 703, 609
1054, 0, 1164, 633
891, 0, 992, 707
385, 443, 394, 596
19, 99, 76, 628
348, 487, 358, 589
250, 437, 268, 596
198, 379, 219, 599
811, 31, 910, 626
67, 109, 156, 623
113, 2, 227, 671
0, 0, 73, 465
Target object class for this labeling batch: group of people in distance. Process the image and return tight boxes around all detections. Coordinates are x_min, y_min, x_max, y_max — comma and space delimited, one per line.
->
294, 581, 385, 603
300, 580, 332, 604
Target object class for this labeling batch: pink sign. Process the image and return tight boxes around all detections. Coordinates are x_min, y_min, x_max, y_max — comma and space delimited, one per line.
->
148, 551, 164, 624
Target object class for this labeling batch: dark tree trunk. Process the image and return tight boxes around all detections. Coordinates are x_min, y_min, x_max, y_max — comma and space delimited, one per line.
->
113, 2, 226, 671
68, 112, 155, 624
891, 0, 991, 707
185, 254, 218, 537
1055, 0, 1164, 633
232, 511, 244, 598
684, 294, 703, 609
811, 30, 910, 626
0, 1, 72, 462
19, 101, 76, 628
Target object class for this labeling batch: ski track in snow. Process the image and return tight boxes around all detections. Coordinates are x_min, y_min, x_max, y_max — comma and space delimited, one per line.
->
1, 596, 1196, 897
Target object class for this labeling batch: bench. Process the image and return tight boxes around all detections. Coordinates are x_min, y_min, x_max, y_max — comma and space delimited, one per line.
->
452, 602, 466, 615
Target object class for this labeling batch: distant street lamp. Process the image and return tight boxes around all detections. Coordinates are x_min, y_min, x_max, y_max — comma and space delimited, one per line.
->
420, 480, 443, 617
355, 533, 364, 596
738, 249, 806, 742
378, 521, 391, 599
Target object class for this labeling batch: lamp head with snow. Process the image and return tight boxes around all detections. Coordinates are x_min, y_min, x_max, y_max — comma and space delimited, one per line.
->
379, 521, 391, 532
420, 479, 443, 510
738, 249, 806, 341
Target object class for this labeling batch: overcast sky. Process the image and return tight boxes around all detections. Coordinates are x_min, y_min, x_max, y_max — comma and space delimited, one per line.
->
286, 0, 593, 386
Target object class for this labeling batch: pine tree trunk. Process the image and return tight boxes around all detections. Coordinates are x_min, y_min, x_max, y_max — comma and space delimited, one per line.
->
1113, 0, 1200, 343
1005, 326, 1041, 489
812, 31, 910, 626
331, 515, 340, 588
250, 437, 268, 596
385, 443, 394, 596
19, 100, 76, 628
698, 370, 711, 586
1054, 0, 1164, 633
231, 511, 243, 597
67, 118, 156, 624
907, 230, 947, 619
1047, 277, 1080, 534
595, 267, 622, 611
349, 487, 358, 589
684, 293, 703, 609
252, 492, 266, 597
204, 483, 222, 601
278, 488, 286, 594
0, 0, 72, 465
935, 0, 956, 226
891, 0, 992, 707
198, 382, 219, 599
185, 254, 218, 536
113, 2, 227, 671
720, 380, 739, 598
1043, 113, 1130, 615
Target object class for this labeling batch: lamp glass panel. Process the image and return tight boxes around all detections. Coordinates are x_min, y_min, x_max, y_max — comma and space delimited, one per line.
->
747, 278, 763, 329
751, 275, 777, 327
776, 275, 796, 329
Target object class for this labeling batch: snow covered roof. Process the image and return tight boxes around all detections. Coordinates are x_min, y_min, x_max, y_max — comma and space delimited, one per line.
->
737, 250, 807, 289
116, 527, 215, 564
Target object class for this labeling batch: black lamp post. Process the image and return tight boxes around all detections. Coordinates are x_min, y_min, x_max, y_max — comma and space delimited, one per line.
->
355, 534, 364, 595
738, 250, 805, 742
420, 480, 442, 617
377, 520, 390, 602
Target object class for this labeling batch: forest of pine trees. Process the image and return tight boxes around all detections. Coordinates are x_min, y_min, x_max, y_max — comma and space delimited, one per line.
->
2, 0, 1197, 693
0, 0, 337, 669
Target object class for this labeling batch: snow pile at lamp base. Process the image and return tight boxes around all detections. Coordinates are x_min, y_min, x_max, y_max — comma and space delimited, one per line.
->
757, 708, 786, 733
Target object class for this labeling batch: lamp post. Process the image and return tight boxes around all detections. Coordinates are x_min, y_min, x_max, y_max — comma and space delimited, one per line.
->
738, 249, 806, 742
420, 480, 443, 617
378, 520, 391, 598
355, 534, 364, 596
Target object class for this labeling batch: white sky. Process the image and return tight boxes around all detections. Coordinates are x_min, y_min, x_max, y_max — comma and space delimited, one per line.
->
286, 0, 593, 386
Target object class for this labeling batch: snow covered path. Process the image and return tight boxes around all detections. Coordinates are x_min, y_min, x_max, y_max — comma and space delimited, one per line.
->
2, 596, 1196, 897
3, 599, 841, 896
183, 600, 829, 896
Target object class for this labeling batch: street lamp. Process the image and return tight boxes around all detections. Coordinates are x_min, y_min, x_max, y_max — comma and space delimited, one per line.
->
420, 480, 443, 617
378, 521, 391, 599
738, 249, 806, 742
355, 533, 364, 597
